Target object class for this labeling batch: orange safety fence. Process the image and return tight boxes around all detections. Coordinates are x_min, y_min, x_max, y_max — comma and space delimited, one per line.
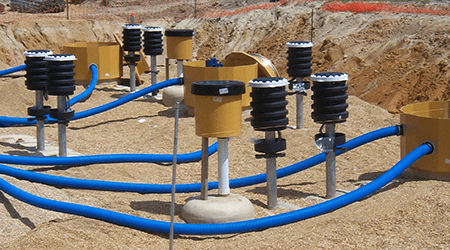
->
0, 0, 285, 23
1, 0, 450, 24
322, 1, 450, 16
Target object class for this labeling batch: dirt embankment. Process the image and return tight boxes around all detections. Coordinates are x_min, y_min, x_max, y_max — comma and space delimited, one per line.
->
1, 3, 450, 112
177, 4, 450, 113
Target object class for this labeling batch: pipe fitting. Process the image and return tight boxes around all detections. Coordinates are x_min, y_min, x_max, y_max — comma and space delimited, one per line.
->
423, 141, 435, 155
143, 26, 164, 56
45, 54, 77, 96
122, 24, 142, 53
24, 50, 53, 91
397, 124, 405, 136
311, 72, 349, 124
287, 41, 314, 91
249, 77, 289, 131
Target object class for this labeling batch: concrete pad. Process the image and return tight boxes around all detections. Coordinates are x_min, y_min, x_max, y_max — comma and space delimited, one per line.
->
278, 201, 301, 211
162, 85, 184, 107
0, 134, 82, 157
305, 188, 349, 201
143, 92, 163, 101
181, 193, 255, 224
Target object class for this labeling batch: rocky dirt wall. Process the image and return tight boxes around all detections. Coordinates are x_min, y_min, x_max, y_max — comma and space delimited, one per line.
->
1, 2, 450, 112
174, 3, 450, 112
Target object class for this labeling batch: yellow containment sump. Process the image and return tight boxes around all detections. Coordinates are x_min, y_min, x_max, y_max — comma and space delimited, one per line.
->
224, 52, 279, 78
63, 42, 122, 83
400, 101, 450, 175
183, 60, 258, 108
192, 80, 245, 138
165, 29, 194, 60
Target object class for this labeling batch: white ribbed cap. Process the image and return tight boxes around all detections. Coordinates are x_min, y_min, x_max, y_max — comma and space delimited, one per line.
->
122, 24, 142, 29
287, 41, 314, 48
44, 54, 77, 61
143, 26, 163, 32
311, 72, 348, 82
249, 77, 289, 88
24, 50, 53, 58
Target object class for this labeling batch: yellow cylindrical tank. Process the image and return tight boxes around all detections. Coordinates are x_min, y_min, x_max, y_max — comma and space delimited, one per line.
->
63, 42, 122, 83
400, 101, 450, 175
165, 29, 194, 60
192, 80, 245, 138
224, 52, 279, 78
183, 60, 257, 108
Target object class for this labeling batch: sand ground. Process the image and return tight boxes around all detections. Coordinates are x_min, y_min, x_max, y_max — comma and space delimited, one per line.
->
0, 1, 449, 249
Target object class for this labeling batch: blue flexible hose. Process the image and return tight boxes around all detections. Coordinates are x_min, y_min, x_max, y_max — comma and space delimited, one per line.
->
0, 126, 401, 193
72, 77, 181, 121
0, 64, 98, 126
69, 64, 98, 106
0, 64, 26, 76
0, 143, 432, 235
0, 78, 181, 126
0, 141, 218, 165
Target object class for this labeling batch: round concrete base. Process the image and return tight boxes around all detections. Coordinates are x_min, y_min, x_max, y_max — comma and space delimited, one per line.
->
181, 193, 255, 224
162, 85, 184, 107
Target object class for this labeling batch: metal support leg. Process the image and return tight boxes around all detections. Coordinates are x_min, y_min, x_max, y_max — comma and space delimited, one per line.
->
177, 59, 183, 78
201, 137, 209, 200
218, 138, 230, 196
130, 63, 136, 92
151, 55, 158, 96
165, 58, 170, 81
266, 131, 278, 210
36, 90, 45, 151
325, 123, 336, 198
57, 96, 67, 157
296, 93, 304, 129
295, 77, 305, 130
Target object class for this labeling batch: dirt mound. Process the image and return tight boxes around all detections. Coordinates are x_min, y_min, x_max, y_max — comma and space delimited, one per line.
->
2, 3, 449, 112
176, 3, 450, 113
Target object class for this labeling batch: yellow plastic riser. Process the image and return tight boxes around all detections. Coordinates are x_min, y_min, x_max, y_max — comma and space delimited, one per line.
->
183, 60, 257, 108
194, 95, 243, 138
63, 42, 122, 82
400, 101, 450, 175
166, 36, 193, 60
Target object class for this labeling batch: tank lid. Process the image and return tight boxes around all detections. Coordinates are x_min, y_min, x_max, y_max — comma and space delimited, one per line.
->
286, 41, 314, 48
122, 24, 142, 29
143, 26, 163, 32
24, 50, 53, 58
248, 77, 289, 88
165, 29, 195, 37
44, 54, 77, 61
311, 72, 348, 82
191, 80, 245, 96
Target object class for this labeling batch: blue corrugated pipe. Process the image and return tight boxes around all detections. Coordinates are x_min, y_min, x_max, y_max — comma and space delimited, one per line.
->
0, 64, 97, 106
0, 126, 401, 193
71, 77, 180, 121
0, 64, 26, 76
0, 77, 181, 126
69, 64, 98, 106
0, 139, 218, 164
0, 142, 433, 235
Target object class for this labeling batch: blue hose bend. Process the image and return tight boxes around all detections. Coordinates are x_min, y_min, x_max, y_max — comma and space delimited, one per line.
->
0, 143, 432, 235
0, 64, 26, 76
69, 64, 98, 106
72, 77, 180, 120
0, 141, 218, 165
0, 78, 181, 126
0, 126, 401, 193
